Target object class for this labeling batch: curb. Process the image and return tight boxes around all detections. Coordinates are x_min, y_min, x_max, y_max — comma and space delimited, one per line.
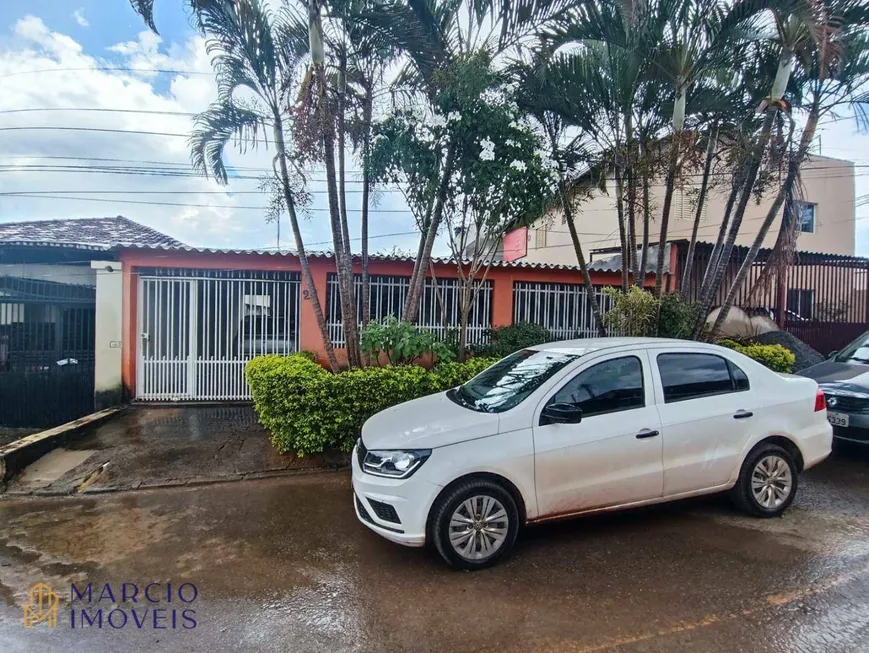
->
0, 462, 350, 498
0, 407, 127, 488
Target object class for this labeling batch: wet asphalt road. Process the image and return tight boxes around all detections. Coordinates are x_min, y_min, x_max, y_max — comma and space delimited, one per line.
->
1, 447, 869, 653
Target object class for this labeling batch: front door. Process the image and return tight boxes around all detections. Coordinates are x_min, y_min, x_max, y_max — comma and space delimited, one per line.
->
532, 352, 664, 518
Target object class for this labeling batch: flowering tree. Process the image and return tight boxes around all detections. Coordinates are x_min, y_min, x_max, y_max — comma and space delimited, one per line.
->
371, 56, 554, 358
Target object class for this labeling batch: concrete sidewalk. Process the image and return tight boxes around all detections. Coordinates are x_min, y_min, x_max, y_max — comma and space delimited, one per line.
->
4, 406, 346, 495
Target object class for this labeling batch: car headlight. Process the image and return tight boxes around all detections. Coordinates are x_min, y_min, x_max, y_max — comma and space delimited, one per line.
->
362, 449, 431, 479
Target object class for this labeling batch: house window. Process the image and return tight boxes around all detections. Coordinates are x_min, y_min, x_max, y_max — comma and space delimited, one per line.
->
535, 225, 548, 249
796, 201, 816, 233
787, 289, 815, 320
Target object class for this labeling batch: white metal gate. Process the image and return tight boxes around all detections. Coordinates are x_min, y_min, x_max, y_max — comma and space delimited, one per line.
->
137, 269, 300, 401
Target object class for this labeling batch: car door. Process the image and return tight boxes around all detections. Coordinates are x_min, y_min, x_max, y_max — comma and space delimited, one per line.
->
532, 351, 664, 518
651, 350, 759, 496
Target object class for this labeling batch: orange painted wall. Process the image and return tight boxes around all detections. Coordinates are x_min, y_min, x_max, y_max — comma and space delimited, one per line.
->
118, 247, 657, 397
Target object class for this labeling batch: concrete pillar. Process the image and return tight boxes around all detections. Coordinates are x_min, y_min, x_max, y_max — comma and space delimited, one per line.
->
90, 261, 124, 410
491, 275, 514, 327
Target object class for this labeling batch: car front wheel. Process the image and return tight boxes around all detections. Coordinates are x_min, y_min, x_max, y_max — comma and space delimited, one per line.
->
430, 479, 519, 570
731, 443, 798, 518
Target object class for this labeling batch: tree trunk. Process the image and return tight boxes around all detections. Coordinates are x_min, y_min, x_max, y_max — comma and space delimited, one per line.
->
680, 123, 718, 295
458, 279, 471, 362
337, 52, 351, 255
360, 84, 373, 327
711, 107, 819, 337
272, 116, 339, 371
315, 64, 361, 367
697, 174, 740, 306
639, 143, 651, 286
654, 135, 680, 298
402, 138, 458, 324
613, 165, 629, 293
625, 112, 638, 286
559, 179, 607, 336
692, 110, 778, 339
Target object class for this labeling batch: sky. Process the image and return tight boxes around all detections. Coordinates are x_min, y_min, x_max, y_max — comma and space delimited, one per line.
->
0, 2, 868, 256
0, 1, 422, 255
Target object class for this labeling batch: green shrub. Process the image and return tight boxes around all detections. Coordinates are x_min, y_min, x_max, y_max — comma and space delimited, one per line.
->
359, 316, 455, 364
294, 350, 319, 363
603, 286, 658, 337
716, 340, 795, 373
473, 322, 550, 358
246, 355, 497, 455
657, 293, 699, 339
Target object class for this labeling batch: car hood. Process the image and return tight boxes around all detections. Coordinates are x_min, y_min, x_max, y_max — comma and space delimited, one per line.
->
361, 391, 500, 450
801, 360, 869, 393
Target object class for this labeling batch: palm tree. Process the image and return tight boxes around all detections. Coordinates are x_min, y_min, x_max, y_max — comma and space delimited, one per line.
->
515, 55, 609, 335
710, 0, 869, 336
691, 3, 823, 336
181, 0, 341, 370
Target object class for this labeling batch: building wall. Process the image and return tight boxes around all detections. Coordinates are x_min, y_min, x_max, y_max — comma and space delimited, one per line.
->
519, 155, 856, 266
118, 248, 652, 397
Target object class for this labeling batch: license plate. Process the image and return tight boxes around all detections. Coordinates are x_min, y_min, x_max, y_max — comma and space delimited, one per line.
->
828, 412, 849, 428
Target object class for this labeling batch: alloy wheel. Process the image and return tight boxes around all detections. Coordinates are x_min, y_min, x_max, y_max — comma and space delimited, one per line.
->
448, 495, 509, 560
751, 455, 793, 509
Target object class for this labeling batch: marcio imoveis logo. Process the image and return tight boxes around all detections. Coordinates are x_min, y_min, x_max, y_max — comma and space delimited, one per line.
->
23, 583, 60, 628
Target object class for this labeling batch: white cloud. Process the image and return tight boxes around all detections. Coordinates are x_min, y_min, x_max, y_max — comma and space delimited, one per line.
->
0, 16, 418, 252
72, 9, 89, 28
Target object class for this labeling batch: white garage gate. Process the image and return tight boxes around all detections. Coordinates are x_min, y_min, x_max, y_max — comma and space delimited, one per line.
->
136, 268, 300, 401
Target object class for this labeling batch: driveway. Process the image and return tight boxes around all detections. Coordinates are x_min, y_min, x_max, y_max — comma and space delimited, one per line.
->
5, 406, 345, 494
1, 448, 869, 652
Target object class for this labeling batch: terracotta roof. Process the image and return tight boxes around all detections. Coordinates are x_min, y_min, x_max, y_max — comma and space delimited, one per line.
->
0, 216, 184, 249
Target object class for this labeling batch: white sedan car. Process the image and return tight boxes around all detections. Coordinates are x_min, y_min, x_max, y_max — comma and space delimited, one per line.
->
352, 338, 832, 569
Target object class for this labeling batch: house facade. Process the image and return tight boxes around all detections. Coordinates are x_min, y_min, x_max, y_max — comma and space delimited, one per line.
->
0, 217, 183, 427
518, 154, 856, 265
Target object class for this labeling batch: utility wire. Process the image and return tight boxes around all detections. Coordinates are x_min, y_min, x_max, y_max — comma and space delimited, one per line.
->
1, 193, 413, 212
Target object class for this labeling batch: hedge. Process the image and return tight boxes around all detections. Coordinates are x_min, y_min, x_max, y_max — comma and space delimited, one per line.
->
716, 340, 796, 373
246, 354, 496, 455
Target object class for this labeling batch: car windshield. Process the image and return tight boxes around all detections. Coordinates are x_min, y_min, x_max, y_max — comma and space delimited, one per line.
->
834, 331, 869, 365
448, 349, 579, 413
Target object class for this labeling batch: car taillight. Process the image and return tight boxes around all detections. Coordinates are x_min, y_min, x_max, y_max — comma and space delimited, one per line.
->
815, 390, 826, 412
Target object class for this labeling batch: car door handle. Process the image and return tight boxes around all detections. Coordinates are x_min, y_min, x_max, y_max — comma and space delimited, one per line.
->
635, 429, 660, 439
733, 410, 754, 419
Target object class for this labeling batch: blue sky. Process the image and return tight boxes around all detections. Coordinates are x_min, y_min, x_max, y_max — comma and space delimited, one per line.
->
0, 2, 422, 254
0, 2, 867, 257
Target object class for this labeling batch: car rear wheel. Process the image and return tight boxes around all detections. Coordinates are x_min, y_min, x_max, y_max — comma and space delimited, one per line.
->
731, 443, 798, 518
430, 479, 519, 570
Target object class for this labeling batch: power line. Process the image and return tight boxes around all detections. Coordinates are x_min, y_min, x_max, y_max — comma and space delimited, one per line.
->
0, 107, 198, 117
0, 126, 189, 138
1, 193, 413, 212
0, 67, 212, 79
0, 188, 402, 196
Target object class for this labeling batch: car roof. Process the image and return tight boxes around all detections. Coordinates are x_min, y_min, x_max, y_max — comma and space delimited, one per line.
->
528, 337, 713, 356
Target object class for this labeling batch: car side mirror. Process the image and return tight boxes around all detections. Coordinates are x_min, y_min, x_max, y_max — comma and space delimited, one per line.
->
827, 350, 838, 359
541, 402, 583, 425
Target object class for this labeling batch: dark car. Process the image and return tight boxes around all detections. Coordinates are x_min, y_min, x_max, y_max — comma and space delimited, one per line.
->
801, 330, 869, 445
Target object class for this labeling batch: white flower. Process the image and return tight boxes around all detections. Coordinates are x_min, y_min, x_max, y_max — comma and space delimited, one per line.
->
480, 89, 504, 105
505, 139, 519, 148
479, 137, 496, 161
510, 160, 527, 172
446, 111, 461, 123
428, 113, 447, 128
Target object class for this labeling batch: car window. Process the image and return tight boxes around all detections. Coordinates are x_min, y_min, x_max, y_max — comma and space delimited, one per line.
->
728, 360, 750, 391
450, 349, 579, 413
547, 356, 645, 418
657, 353, 747, 403
834, 331, 869, 364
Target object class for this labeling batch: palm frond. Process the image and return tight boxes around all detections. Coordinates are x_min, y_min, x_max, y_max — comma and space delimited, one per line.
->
190, 100, 268, 184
